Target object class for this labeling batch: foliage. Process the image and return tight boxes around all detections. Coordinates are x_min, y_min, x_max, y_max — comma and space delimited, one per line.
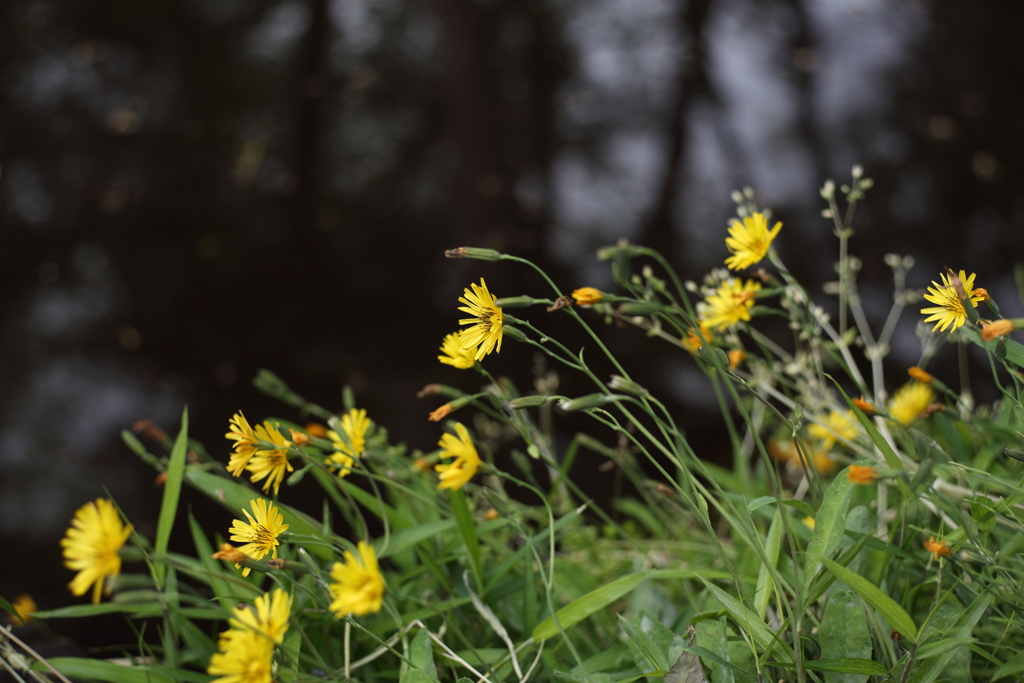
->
5, 168, 1024, 683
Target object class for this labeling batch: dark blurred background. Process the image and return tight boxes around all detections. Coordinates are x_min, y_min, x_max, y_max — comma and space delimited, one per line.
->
2, 0, 1023, 649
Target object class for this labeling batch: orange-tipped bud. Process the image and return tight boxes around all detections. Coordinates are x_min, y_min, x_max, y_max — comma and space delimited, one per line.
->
153, 471, 168, 487
973, 287, 990, 301
571, 287, 604, 305
289, 430, 311, 446
852, 396, 876, 414
907, 366, 933, 384
485, 509, 499, 521
211, 544, 247, 563
982, 319, 1015, 342
923, 535, 950, 560
728, 350, 747, 369
846, 464, 878, 485
305, 423, 328, 438
428, 404, 453, 422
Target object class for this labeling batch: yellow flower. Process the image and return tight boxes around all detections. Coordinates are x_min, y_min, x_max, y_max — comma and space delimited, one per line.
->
920, 270, 984, 332
923, 536, 950, 560
246, 433, 293, 496
724, 212, 782, 270
61, 499, 133, 604
681, 323, 714, 354
801, 516, 815, 530
435, 422, 481, 491
887, 381, 936, 426
329, 541, 385, 617
208, 629, 274, 683
438, 332, 477, 369
572, 287, 604, 305
228, 499, 289, 577
699, 279, 761, 331
225, 412, 260, 476
458, 278, 504, 360
846, 465, 877, 486
229, 589, 292, 645
326, 408, 370, 478
808, 410, 858, 450
10, 594, 37, 626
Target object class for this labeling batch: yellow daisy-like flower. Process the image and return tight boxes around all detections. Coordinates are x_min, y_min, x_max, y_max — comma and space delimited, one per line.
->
920, 270, 984, 332
226, 412, 260, 476
724, 212, 782, 270
571, 287, 604, 305
208, 629, 274, 683
458, 278, 504, 361
244, 423, 293, 495
846, 465, 877, 486
438, 332, 476, 370
230, 589, 292, 645
61, 499, 133, 604
228, 499, 289, 577
887, 381, 936, 426
326, 408, 370, 478
699, 279, 761, 331
435, 422, 481, 491
329, 540, 385, 617
808, 410, 858, 450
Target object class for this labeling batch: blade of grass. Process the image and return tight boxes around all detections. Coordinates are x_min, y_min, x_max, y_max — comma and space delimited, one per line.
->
153, 407, 188, 585
818, 556, 917, 641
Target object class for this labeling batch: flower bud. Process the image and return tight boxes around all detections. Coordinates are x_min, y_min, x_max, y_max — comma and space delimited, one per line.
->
982, 319, 1016, 341
444, 247, 503, 261
502, 324, 527, 342
557, 394, 619, 412
572, 287, 604, 305
617, 301, 661, 316
607, 375, 648, 397
509, 395, 556, 409
496, 296, 541, 308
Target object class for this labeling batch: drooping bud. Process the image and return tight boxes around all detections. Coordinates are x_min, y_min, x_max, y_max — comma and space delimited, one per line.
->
444, 247, 503, 261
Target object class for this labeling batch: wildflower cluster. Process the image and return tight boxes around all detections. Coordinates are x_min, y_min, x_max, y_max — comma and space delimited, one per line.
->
33, 167, 1024, 683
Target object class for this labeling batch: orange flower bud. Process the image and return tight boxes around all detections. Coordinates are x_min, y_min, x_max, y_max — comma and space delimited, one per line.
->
428, 404, 453, 422
485, 509, 499, 521
571, 287, 604, 305
211, 544, 247, 563
852, 397, 876, 414
728, 350, 747, 369
981, 319, 1015, 342
846, 464, 878, 485
289, 430, 311, 446
923, 535, 950, 560
305, 423, 328, 438
907, 366, 933, 384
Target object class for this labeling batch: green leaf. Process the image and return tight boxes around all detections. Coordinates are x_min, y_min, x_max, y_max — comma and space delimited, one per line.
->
448, 488, 483, 591
754, 510, 783, 620
36, 658, 176, 683
409, 627, 438, 682
819, 557, 917, 641
621, 613, 670, 672
154, 408, 188, 584
0, 594, 16, 618
803, 467, 855, 601
905, 592, 991, 683
697, 577, 794, 664
746, 496, 776, 512
375, 519, 456, 559
187, 512, 252, 601
992, 647, 1024, 681
533, 571, 650, 641
399, 671, 436, 683
799, 659, 886, 675
819, 590, 871, 683
914, 636, 976, 660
